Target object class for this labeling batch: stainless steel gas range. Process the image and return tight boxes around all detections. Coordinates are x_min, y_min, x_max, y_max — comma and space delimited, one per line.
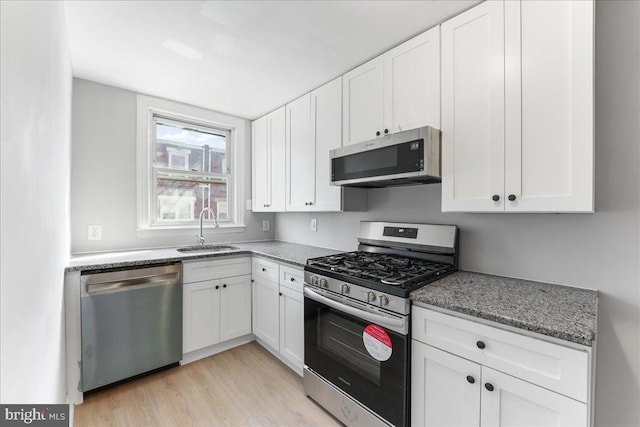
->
303, 221, 458, 427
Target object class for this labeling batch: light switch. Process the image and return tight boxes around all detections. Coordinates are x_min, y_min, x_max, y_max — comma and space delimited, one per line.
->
310, 218, 317, 232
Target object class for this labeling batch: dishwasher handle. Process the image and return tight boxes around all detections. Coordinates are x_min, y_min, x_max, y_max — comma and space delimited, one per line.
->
86, 272, 179, 296
82, 264, 182, 297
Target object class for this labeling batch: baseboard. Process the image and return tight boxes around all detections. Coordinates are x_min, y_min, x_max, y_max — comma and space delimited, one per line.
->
180, 334, 255, 365
254, 337, 303, 377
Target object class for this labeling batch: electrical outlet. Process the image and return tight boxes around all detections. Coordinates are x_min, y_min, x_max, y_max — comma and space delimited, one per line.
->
262, 220, 270, 232
310, 218, 317, 232
88, 225, 102, 241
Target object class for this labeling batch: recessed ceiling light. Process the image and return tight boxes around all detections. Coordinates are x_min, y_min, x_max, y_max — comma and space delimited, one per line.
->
162, 39, 203, 60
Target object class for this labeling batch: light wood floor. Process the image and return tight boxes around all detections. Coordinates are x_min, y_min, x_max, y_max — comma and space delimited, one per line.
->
74, 342, 342, 426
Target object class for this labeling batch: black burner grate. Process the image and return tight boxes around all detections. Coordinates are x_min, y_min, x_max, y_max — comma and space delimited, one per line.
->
307, 251, 452, 289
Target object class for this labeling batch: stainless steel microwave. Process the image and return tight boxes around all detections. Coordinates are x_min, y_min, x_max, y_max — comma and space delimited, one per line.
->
330, 126, 441, 188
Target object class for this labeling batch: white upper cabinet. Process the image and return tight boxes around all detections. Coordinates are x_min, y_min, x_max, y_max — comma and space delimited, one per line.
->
442, 0, 594, 213
343, 26, 441, 146
342, 56, 384, 146
504, 0, 594, 212
252, 115, 270, 211
384, 26, 440, 134
252, 106, 285, 212
311, 77, 344, 211
285, 78, 367, 212
441, 0, 505, 212
285, 93, 314, 211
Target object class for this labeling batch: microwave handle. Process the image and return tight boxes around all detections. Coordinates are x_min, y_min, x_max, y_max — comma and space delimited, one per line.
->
303, 286, 405, 332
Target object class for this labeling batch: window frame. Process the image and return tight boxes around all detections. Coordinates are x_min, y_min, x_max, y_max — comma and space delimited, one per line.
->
136, 95, 246, 233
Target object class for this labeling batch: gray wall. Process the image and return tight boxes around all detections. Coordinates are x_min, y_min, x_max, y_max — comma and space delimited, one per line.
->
71, 79, 275, 253
0, 1, 71, 403
276, 1, 640, 425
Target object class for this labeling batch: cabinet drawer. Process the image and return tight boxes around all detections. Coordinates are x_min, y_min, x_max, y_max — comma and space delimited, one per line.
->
280, 265, 303, 292
183, 257, 251, 283
412, 306, 589, 402
252, 257, 280, 282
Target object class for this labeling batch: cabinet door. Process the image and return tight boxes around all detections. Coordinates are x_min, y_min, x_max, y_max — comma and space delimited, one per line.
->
441, 1, 505, 212
412, 341, 480, 427
279, 286, 304, 375
311, 77, 343, 211
183, 280, 220, 353
219, 275, 252, 342
504, 0, 594, 212
384, 26, 440, 133
342, 56, 384, 146
481, 367, 588, 427
252, 277, 280, 350
268, 106, 286, 211
251, 115, 270, 211
285, 93, 314, 211
252, 107, 286, 212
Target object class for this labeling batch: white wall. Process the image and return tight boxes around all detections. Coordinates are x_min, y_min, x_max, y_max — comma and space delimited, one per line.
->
276, 1, 640, 425
70, 78, 275, 253
0, 1, 72, 403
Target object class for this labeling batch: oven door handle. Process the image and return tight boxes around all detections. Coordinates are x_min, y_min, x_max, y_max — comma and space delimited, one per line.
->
304, 286, 406, 332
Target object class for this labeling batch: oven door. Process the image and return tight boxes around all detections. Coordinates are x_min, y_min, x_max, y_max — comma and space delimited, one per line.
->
304, 286, 409, 427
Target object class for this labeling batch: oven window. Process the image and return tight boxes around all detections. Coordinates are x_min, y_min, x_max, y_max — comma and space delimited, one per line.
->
318, 311, 381, 385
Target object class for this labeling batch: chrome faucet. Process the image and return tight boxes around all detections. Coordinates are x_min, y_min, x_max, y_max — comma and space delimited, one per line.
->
197, 207, 219, 246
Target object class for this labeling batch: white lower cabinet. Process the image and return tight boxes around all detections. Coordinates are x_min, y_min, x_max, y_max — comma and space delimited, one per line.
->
412, 341, 587, 427
252, 272, 280, 350
183, 280, 221, 352
412, 342, 480, 427
279, 285, 304, 373
411, 306, 592, 427
481, 366, 587, 427
219, 275, 253, 342
182, 257, 252, 357
252, 258, 305, 375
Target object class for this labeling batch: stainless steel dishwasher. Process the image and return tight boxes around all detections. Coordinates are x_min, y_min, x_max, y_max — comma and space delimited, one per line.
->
80, 263, 182, 392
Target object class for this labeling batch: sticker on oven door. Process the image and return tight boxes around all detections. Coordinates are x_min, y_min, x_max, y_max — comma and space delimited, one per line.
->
363, 324, 392, 361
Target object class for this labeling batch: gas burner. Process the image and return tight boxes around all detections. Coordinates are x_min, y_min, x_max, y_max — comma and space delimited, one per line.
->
305, 222, 458, 299
307, 250, 453, 291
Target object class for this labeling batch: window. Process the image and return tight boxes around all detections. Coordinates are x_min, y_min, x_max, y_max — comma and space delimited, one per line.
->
137, 96, 246, 231
153, 117, 231, 225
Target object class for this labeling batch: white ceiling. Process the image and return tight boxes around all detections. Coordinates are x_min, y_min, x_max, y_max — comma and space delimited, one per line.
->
63, 1, 480, 120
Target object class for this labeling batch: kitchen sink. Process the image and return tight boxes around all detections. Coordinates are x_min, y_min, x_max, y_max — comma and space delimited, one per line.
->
176, 245, 239, 253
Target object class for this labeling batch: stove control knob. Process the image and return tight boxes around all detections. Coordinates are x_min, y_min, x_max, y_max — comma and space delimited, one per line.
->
341, 284, 350, 295
379, 295, 389, 307
319, 278, 328, 288
366, 291, 376, 303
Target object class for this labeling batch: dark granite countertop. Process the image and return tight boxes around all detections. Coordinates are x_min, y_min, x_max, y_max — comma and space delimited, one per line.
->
410, 271, 598, 347
67, 241, 342, 272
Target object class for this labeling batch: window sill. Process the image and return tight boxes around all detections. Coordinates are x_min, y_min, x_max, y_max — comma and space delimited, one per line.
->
136, 224, 247, 238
